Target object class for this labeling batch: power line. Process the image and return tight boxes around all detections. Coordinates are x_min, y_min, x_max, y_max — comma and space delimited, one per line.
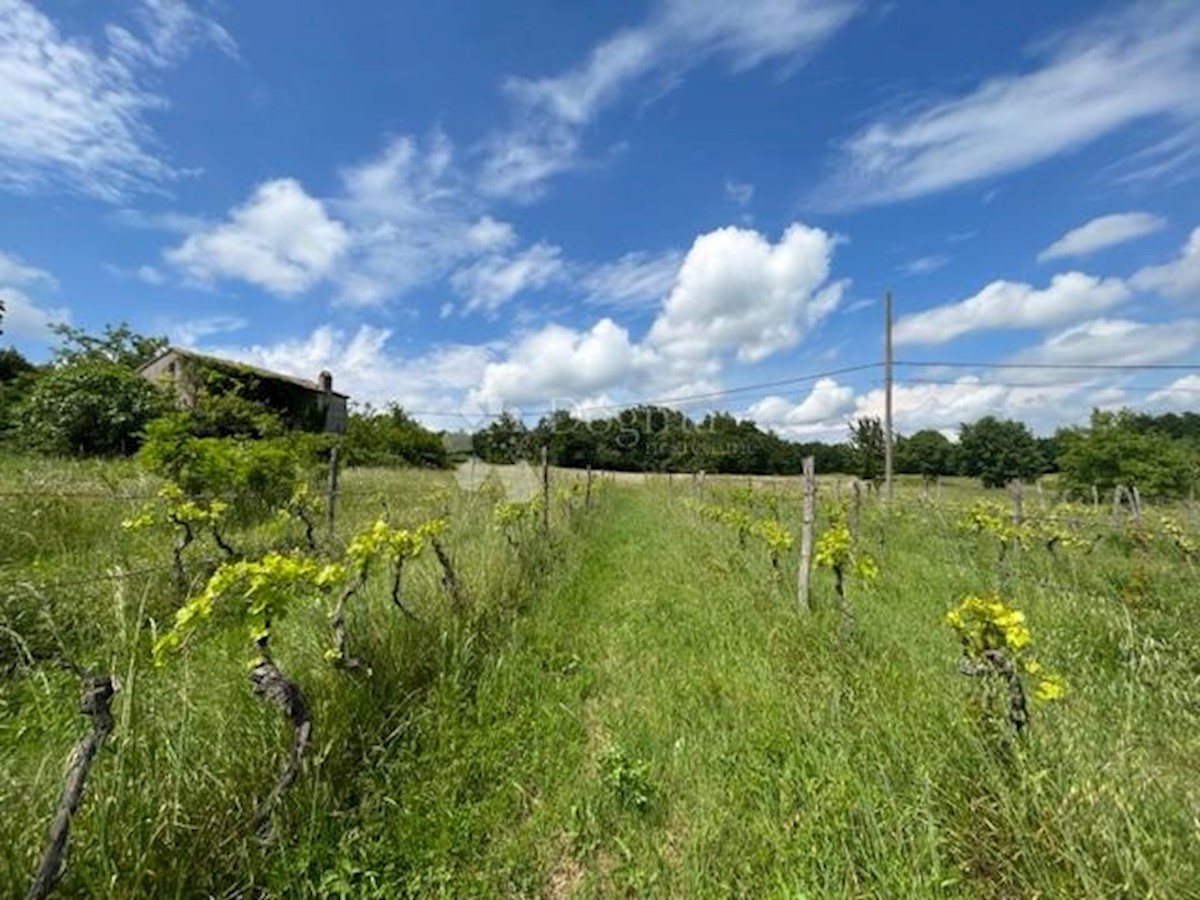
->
404, 362, 884, 420
899, 378, 1200, 394
896, 360, 1200, 372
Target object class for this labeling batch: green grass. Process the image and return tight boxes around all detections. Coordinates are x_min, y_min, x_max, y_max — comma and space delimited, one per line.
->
1, 458, 1198, 897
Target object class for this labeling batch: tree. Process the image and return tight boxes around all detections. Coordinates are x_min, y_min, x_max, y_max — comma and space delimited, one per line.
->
0, 347, 34, 383
896, 429, 954, 482
343, 404, 448, 468
849, 417, 886, 482
50, 322, 168, 370
473, 412, 530, 464
17, 360, 168, 456
1057, 409, 1196, 499
958, 416, 1042, 488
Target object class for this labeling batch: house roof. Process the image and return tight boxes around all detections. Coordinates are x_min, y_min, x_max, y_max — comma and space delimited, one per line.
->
139, 347, 350, 398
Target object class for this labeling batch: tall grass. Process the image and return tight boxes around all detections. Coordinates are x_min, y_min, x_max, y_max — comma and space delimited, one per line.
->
1, 458, 593, 897
2, 461, 1197, 897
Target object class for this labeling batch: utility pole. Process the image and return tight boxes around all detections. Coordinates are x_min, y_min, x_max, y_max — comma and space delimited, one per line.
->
884, 289, 894, 505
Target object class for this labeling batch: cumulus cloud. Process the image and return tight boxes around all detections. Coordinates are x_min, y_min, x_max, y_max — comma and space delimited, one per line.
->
746, 377, 855, 432
894, 272, 1130, 345
481, 0, 859, 198
464, 222, 843, 412
166, 179, 350, 295
469, 318, 656, 411
1038, 212, 1165, 262
648, 223, 843, 363
812, 4, 1200, 209
0, 0, 233, 200
854, 378, 1082, 436
1130, 226, 1200, 300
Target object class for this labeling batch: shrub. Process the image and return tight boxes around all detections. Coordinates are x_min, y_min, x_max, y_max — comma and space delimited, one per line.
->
138, 423, 320, 521
17, 361, 168, 456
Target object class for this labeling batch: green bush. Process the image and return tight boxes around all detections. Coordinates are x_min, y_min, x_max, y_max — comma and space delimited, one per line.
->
343, 404, 449, 468
16, 361, 168, 456
138, 421, 321, 520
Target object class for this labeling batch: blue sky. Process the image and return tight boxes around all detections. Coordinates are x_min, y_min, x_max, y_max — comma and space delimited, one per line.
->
2, 0, 1199, 438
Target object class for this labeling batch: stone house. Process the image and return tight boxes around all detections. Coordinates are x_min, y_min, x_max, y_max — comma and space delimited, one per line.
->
139, 347, 349, 433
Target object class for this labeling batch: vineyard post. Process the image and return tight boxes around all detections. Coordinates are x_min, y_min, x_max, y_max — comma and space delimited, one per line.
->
936, 476, 943, 504
325, 444, 340, 542
1009, 480, 1023, 565
883, 289, 894, 505
1111, 485, 1127, 529
586, 465, 594, 508
1092, 484, 1099, 508
797, 456, 816, 613
850, 479, 862, 536
1131, 486, 1143, 523
834, 477, 841, 505
540, 446, 550, 532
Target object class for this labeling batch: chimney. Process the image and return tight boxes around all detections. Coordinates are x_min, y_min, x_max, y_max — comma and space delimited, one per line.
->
318, 370, 333, 396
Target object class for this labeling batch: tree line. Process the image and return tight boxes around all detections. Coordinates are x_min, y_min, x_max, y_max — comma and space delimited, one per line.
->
472, 405, 1200, 500
3, 323, 1197, 499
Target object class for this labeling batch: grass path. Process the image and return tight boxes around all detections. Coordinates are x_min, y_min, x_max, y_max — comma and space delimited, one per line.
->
327, 487, 916, 897
300, 485, 1197, 899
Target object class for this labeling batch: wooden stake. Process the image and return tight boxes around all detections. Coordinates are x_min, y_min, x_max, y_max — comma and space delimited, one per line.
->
540, 446, 550, 532
586, 465, 594, 508
850, 479, 862, 536
325, 444, 340, 542
884, 289, 894, 505
797, 456, 816, 613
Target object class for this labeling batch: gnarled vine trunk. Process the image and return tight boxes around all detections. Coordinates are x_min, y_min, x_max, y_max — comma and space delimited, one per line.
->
248, 655, 311, 839
27, 674, 116, 900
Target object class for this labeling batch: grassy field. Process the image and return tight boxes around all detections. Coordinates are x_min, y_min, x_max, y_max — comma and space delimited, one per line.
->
1, 455, 1198, 897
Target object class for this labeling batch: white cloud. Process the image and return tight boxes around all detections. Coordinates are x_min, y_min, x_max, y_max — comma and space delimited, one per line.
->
110, 208, 209, 234
648, 223, 843, 363
166, 313, 246, 346
1146, 374, 1200, 409
856, 378, 1082, 436
1130, 226, 1200, 300
166, 179, 350, 295
481, 0, 859, 198
581, 250, 682, 310
0, 286, 68, 341
451, 242, 565, 314
0, 249, 55, 287
0, 0, 233, 200
469, 318, 656, 411
136, 264, 165, 285
725, 180, 755, 206
746, 377, 855, 433
333, 133, 511, 306
1015, 317, 1200, 367
894, 272, 1130, 345
900, 254, 948, 276
813, 4, 1200, 209
1038, 212, 1166, 262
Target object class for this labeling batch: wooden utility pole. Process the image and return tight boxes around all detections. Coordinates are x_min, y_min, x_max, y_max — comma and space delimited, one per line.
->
884, 290, 895, 505
797, 456, 816, 613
